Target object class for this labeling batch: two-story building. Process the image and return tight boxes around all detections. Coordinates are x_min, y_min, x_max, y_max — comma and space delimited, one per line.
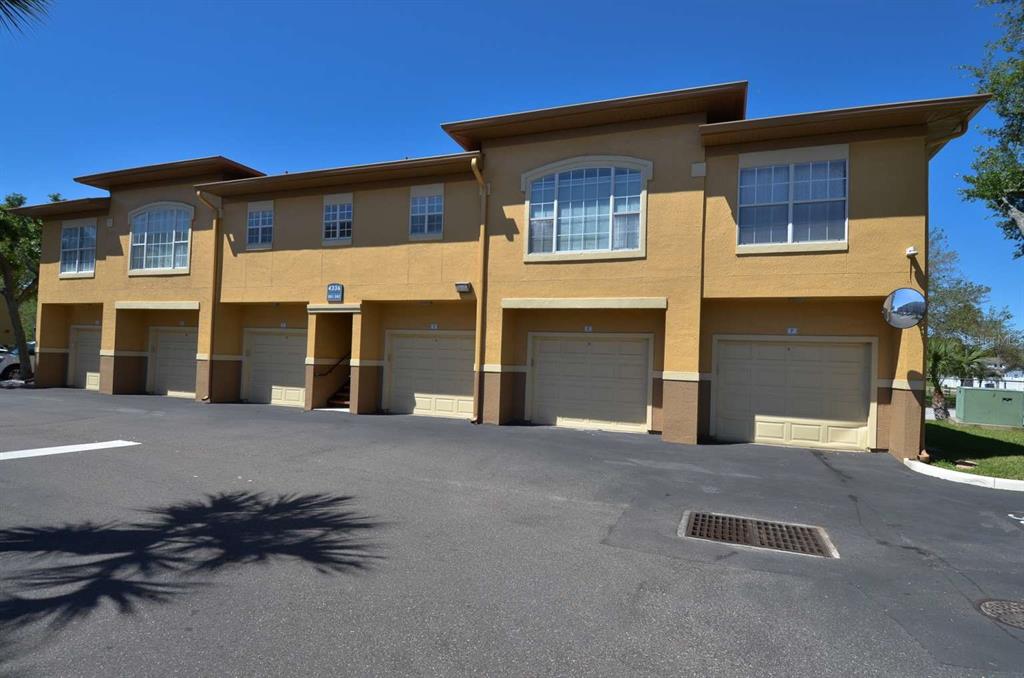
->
14, 82, 989, 460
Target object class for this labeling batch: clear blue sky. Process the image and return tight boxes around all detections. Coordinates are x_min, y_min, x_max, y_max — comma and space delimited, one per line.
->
1, 0, 1019, 327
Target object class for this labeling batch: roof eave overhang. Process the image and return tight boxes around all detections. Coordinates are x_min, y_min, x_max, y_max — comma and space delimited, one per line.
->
698, 94, 992, 155
441, 81, 749, 151
195, 151, 482, 198
8, 197, 111, 219
74, 156, 264, 189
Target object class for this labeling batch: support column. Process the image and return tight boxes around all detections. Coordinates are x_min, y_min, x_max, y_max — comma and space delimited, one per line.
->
101, 307, 147, 395
195, 300, 214, 402
661, 305, 701, 445
34, 304, 70, 387
349, 305, 381, 414
888, 327, 925, 459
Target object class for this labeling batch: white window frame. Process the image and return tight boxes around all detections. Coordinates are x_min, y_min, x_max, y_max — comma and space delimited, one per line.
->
127, 202, 194, 275
736, 144, 849, 254
323, 193, 353, 246
59, 218, 97, 278
409, 184, 444, 241
520, 155, 653, 263
247, 200, 274, 251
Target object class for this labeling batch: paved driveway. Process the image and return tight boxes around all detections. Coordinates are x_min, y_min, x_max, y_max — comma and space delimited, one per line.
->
1, 389, 1022, 677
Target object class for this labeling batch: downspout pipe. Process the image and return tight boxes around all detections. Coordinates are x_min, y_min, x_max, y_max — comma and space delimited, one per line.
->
470, 157, 488, 424
196, 189, 221, 402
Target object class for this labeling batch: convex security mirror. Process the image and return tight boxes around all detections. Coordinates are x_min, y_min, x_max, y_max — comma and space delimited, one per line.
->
883, 288, 926, 329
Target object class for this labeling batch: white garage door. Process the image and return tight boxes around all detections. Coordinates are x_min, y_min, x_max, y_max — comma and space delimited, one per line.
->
69, 327, 101, 390
385, 332, 474, 418
714, 339, 872, 450
244, 330, 306, 407
529, 334, 650, 433
149, 328, 197, 398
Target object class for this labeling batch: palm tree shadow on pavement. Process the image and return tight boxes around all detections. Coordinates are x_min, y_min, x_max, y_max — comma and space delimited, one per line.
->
0, 491, 382, 662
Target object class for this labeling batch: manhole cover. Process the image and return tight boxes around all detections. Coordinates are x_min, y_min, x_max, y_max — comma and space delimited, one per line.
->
979, 600, 1024, 629
680, 511, 838, 558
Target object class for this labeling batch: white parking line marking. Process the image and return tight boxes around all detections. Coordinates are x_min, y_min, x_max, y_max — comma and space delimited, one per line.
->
0, 440, 140, 461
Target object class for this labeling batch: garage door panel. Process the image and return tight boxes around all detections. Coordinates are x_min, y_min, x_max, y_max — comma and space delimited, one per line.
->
822, 344, 867, 363
754, 343, 788, 361
720, 342, 753, 360
245, 332, 306, 407
715, 339, 871, 451
789, 422, 825, 443
387, 333, 474, 419
754, 366, 787, 387
755, 420, 787, 443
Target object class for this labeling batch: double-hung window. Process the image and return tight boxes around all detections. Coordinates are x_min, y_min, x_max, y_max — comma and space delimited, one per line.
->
60, 219, 96, 275
323, 194, 353, 243
129, 203, 192, 271
410, 185, 443, 238
523, 158, 651, 258
738, 156, 847, 246
247, 201, 274, 249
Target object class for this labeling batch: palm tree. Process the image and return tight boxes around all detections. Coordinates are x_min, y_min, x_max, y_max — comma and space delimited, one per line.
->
0, 0, 50, 34
927, 338, 989, 419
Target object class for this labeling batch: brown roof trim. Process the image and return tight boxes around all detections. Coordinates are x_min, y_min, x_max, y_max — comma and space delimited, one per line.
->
75, 155, 264, 189
699, 94, 991, 155
441, 82, 749, 151
195, 151, 482, 197
8, 197, 111, 219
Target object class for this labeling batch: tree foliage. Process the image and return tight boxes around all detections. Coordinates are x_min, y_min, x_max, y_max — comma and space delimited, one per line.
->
0, 193, 42, 379
927, 337, 990, 419
0, 0, 50, 34
963, 0, 1024, 256
926, 227, 1024, 408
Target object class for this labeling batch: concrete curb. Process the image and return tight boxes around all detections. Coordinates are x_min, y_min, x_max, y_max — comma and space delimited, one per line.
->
904, 459, 1024, 492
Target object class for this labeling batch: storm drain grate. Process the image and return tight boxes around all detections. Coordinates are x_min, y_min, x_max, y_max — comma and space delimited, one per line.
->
979, 600, 1024, 630
681, 511, 838, 558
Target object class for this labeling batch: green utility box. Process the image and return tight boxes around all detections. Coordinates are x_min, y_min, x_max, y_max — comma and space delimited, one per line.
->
956, 387, 1024, 427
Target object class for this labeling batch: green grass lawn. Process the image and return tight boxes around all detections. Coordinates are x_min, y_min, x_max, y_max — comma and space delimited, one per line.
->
926, 420, 1024, 480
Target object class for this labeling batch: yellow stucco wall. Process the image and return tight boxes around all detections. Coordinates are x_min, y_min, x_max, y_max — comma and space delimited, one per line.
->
481, 115, 707, 373
703, 134, 928, 299
354, 301, 475, 361
212, 303, 308, 356
218, 178, 481, 305
699, 299, 906, 378
37, 178, 218, 352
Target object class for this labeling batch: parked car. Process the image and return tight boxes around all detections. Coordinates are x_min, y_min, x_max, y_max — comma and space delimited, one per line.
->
0, 342, 36, 380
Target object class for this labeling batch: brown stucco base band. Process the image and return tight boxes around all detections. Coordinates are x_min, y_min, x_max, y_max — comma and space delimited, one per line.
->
195, 359, 210, 402
34, 353, 68, 387
99, 355, 147, 395
661, 379, 699, 444
481, 371, 526, 425
887, 387, 924, 460
208, 359, 242, 403
350, 364, 382, 414
875, 387, 892, 451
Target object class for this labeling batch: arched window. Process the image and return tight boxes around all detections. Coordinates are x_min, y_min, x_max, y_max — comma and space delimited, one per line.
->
129, 202, 193, 271
522, 157, 652, 257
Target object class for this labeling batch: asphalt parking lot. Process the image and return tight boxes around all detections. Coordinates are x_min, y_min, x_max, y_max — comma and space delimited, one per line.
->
1, 388, 1023, 677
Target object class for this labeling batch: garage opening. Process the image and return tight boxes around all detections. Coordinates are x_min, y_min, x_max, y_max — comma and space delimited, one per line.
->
243, 329, 307, 407
713, 338, 873, 450
148, 327, 198, 398
384, 331, 474, 419
528, 333, 652, 433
